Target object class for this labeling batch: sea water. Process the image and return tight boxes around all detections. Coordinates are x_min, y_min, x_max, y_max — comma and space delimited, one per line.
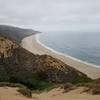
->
39, 32, 100, 67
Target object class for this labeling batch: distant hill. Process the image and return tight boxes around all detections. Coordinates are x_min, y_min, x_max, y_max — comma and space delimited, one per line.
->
0, 25, 40, 43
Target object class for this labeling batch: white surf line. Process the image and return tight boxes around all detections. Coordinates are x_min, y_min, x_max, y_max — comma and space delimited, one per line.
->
21, 34, 100, 79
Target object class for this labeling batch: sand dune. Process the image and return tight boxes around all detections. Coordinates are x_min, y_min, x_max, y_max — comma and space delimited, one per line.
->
0, 87, 100, 100
0, 87, 31, 100
33, 87, 100, 100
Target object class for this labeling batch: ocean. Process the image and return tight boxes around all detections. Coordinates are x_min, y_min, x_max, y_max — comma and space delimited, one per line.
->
39, 32, 100, 67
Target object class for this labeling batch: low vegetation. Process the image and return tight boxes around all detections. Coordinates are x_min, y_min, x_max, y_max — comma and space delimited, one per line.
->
71, 74, 92, 84
61, 83, 75, 93
82, 79, 100, 95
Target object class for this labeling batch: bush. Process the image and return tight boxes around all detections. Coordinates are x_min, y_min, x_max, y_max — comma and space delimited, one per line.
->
61, 83, 75, 93
18, 87, 32, 98
0, 82, 22, 87
9, 71, 53, 90
91, 88, 100, 95
71, 75, 92, 84
82, 79, 100, 95
87, 84, 100, 95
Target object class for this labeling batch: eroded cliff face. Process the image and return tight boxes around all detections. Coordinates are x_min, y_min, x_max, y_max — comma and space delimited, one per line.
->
0, 36, 90, 84
0, 37, 18, 58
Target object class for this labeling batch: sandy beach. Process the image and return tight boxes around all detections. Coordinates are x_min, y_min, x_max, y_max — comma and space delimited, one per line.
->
21, 35, 100, 79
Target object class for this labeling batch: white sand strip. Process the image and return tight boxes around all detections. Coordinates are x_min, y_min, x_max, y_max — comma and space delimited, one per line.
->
21, 35, 100, 79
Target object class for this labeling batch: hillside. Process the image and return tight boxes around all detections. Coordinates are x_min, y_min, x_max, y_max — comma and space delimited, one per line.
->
0, 35, 91, 90
0, 25, 40, 43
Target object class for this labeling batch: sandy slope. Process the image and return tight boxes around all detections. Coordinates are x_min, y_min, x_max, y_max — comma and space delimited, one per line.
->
21, 35, 100, 79
33, 87, 100, 100
0, 87, 100, 100
0, 87, 32, 100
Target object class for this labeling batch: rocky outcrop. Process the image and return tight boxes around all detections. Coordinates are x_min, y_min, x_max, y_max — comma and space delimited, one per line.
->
0, 36, 91, 85
0, 37, 18, 58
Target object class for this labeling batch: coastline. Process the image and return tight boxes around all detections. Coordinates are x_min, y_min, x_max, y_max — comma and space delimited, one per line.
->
37, 34, 100, 68
21, 34, 100, 79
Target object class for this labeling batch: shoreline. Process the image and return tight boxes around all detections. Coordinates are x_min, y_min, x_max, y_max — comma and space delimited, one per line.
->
21, 34, 100, 79
37, 34, 100, 68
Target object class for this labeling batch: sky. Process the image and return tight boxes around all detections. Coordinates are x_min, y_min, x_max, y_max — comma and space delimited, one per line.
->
0, 0, 100, 32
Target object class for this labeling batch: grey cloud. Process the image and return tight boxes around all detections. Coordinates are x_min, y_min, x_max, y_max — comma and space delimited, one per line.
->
0, 0, 100, 32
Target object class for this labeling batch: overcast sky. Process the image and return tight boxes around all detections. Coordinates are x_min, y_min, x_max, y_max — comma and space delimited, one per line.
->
0, 0, 100, 32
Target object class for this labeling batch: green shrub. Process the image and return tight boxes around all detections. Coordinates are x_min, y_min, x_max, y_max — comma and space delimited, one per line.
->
62, 83, 75, 93
18, 87, 32, 98
0, 82, 22, 87
8, 71, 53, 90
71, 75, 92, 84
